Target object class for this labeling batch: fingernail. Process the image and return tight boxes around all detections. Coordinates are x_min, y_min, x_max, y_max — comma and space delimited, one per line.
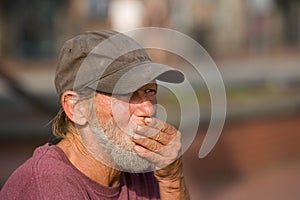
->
135, 125, 142, 132
145, 117, 152, 124
134, 145, 143, 153
127, 128, 135, 137
133, 133, 141, 140
137, 121, 144, 126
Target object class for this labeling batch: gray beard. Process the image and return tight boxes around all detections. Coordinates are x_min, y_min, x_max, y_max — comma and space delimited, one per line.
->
83, 117, 154, 173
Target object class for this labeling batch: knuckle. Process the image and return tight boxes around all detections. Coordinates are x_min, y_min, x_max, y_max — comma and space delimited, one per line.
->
165, 124, 178, 135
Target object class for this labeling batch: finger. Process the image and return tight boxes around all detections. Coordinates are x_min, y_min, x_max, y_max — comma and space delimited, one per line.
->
132, 136, 164, 152
135, 125, 161, 138
134, 119, 181, 145
132, 131, 181, 156
145, 117, 178, 136
135, 117, 178, 138
134, 145, 178, 169
134, 126, 174, 145
143, 117, 165, 131
155, 133, 182, 158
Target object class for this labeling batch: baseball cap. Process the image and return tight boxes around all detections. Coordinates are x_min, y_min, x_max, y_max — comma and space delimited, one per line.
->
55, 30, 184, 96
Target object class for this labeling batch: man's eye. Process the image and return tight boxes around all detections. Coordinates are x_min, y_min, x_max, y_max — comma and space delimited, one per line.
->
145, 89, 156, 94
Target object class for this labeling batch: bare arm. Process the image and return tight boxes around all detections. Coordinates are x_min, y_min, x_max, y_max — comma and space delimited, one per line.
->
154, 158, 190, 200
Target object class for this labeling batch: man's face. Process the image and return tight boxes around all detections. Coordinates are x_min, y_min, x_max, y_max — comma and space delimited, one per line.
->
97, 82, 157, 136
83, 83, 158, 172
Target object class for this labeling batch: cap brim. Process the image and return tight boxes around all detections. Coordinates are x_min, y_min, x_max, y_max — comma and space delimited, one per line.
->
89, 62, 184, 94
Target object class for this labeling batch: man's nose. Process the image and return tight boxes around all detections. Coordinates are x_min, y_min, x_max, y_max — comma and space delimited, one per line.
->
135, 99, 156, 118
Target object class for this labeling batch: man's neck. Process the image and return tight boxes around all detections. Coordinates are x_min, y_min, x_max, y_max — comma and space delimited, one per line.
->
57, 133, 121, 187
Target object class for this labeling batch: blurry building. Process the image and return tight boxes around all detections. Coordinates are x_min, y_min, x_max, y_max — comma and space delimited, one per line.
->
212, 0, 247, 54
0, 0, 63, 58
276, 0, 300, 46
0, 0, 300, 58
0, 0, 110, 59
109, 0, 144, 32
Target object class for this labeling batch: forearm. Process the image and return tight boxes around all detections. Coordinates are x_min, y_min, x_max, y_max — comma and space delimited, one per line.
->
157, 176, 190, 200
155, 158, 190, 200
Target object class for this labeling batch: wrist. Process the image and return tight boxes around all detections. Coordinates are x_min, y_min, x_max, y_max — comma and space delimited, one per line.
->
154, 157, 183, 181
154, 158, 190, 199
156, 175, 190, 200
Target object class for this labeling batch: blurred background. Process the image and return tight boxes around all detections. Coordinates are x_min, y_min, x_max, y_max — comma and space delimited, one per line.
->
0, 0, 300, 199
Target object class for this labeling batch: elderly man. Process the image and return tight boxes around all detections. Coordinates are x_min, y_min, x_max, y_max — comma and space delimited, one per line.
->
0, 30, 190, 199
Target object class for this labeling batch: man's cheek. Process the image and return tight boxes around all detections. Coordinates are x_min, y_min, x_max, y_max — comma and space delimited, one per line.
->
111, 101, 132, 130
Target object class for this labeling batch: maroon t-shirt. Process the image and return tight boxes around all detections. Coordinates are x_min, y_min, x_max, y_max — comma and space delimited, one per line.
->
0, 143, 160, 200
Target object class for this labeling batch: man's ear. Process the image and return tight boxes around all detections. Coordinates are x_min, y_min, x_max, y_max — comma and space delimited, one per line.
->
61, 90, 87, 126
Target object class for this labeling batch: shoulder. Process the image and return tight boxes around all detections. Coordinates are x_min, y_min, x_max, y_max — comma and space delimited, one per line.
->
34, 144, 90, 199
0, 143, 87, 200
